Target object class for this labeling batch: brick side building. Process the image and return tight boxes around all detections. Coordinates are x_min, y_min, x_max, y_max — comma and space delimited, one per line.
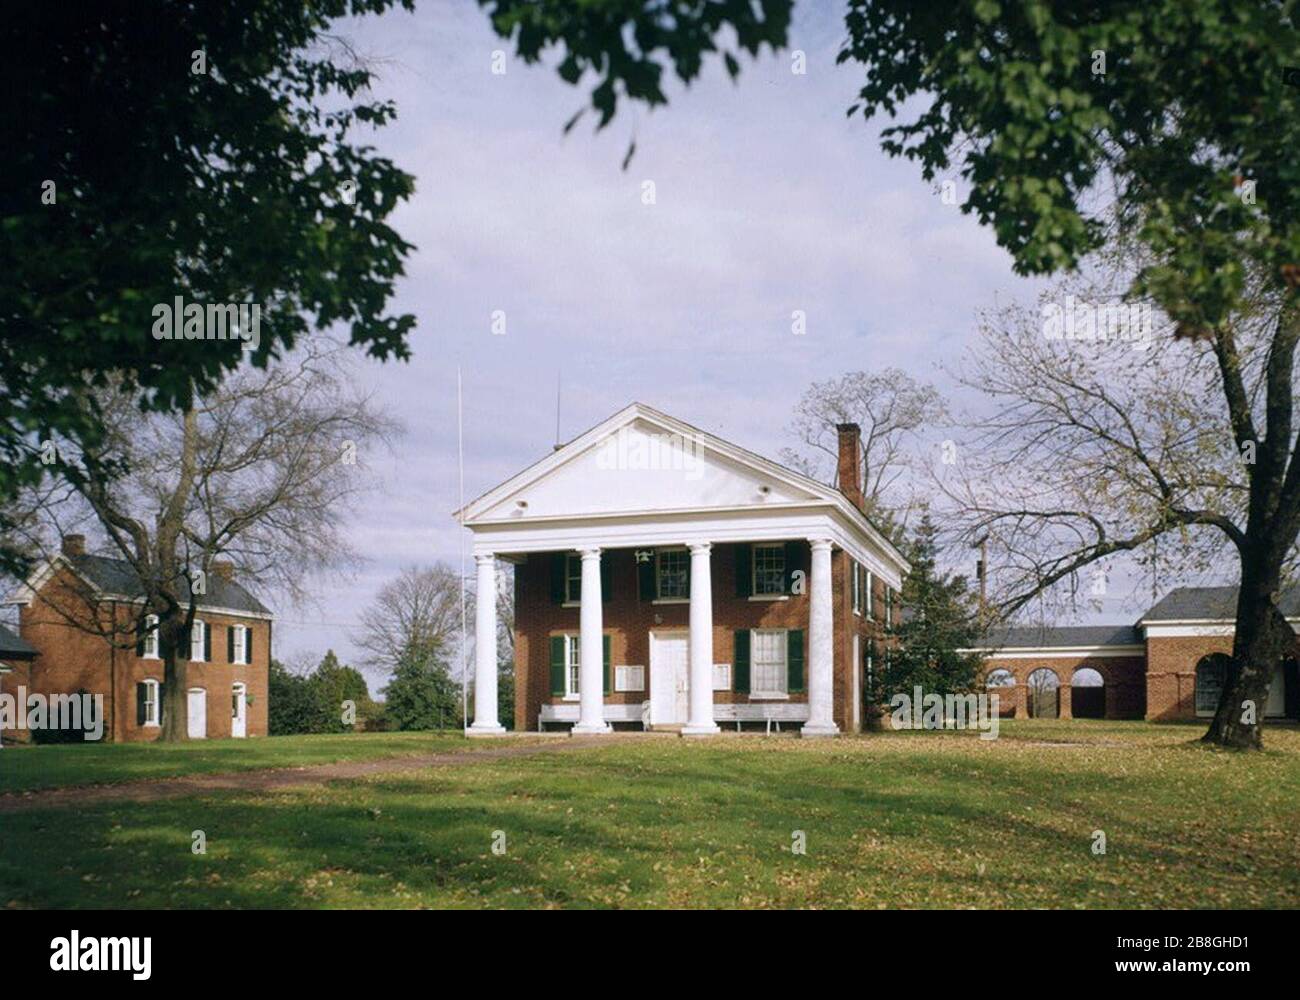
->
971, 592, 1300, 722
1, 536, 272, 743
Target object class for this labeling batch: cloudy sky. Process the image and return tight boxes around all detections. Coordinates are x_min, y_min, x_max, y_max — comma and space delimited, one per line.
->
276, 1, 1054, 688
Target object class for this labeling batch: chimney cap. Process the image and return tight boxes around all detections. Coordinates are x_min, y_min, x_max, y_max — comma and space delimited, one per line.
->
835, 421, 861, 433
211, 559, 235, 582
61, 534, 86, 557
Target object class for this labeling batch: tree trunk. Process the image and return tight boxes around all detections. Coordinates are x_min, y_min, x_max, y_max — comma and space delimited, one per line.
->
1203, 562, 1288, 749
157, 618, 189, 742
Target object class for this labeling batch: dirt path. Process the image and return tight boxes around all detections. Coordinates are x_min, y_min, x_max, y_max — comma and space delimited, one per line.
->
0, 736, 633, 813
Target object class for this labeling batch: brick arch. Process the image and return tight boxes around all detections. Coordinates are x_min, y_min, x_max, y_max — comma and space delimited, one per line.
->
1070, 663, 1111, 686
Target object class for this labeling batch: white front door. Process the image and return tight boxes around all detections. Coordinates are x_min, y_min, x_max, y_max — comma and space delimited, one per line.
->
231, 683, 247, 738
187, 687, 207, 739
650, 632, 690, 726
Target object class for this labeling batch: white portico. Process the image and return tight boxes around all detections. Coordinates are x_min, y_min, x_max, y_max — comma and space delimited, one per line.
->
455, 403, 908, 738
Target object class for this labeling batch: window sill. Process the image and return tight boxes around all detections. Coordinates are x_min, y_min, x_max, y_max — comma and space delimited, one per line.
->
561, 601, 580, 608
652, 597, 688, 605
143, 721, 160, 729
561, 694, 580, 702
749, 693, 790, 701
748, 594, 789, 602
141, 653, 160, 661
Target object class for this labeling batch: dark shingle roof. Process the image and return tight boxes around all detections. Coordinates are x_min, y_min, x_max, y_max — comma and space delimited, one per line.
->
0, 623, 37, 659
980, 624, 1142, 649
1141, 585, 1300, 621
68, 554, 271, 616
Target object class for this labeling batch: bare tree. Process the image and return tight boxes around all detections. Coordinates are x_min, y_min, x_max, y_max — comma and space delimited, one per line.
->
781, 369, 948, 533
355, 563, 465, 675
19, 341, 398, 740
935, 259, 1296, 747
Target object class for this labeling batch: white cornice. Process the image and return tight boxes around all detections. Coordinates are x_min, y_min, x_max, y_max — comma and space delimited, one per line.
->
454, 401, 909, 576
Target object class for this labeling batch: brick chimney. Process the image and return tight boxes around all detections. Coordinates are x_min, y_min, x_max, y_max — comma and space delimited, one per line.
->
61, 534, 86, 557
212, 560, 234, 583
835, 423, 864, 510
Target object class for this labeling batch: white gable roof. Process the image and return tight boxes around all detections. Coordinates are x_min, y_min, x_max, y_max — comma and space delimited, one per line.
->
456, 403, 907, 574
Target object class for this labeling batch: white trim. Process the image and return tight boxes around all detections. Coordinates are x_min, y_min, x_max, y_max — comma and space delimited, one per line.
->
467, 506, 905, 590
1142, 623, 1236, 638
962, 645, 1147, 659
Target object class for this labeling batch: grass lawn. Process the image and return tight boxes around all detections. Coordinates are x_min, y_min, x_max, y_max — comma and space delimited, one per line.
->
0, 730, 491, 794
1, 720, 1297, 908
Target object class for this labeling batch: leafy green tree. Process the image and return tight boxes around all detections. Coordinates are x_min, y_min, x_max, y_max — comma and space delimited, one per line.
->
268, 659, 318, 736
310, 649, 376, 732
382, 646, 460, 731
1, 1, 415, 575
876, 516, 983, 711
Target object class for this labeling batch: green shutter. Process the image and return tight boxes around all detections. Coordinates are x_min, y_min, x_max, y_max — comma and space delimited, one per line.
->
733, 630, 750, 693
549, 554, 566, 604
203, 621, 212, 662
227, 626, 236, 663
600, 556, 611, 602
637, 551, 656, 600
783, 540, 804, 594
136, 682, 147, 726
603, 634, 611, 695
246, 627, 253, 664
735, 544, 752, 598
158, 683, 166, 726
549, 636, 566, 695
135, 618, 145, 657
787, 629, 805, 693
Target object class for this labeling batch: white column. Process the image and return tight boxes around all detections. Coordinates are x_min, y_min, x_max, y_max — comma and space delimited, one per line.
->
682, 542, 720, 736
468, 553, 505, 735
802, 538, 839, 737
572, 548, 610, 735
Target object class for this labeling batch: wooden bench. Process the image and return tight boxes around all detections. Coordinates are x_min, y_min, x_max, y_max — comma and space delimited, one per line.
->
538, 702, 649, 731
713, 702, 810, 734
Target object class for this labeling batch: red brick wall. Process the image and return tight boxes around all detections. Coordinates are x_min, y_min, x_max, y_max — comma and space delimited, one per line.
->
8, 566, 270, 742
513, 545, 895, 731
978, 653, 1146, 719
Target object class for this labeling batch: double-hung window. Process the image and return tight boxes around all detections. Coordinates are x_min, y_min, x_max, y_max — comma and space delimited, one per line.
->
565, 634, 581, 698
564, 553, 582, 603
656, 548, 689, 599
141, 678, 160, 727
751, 629, 789, 698
752, 544, 786, 597
230, 624, 250, 665
141, 614, 159, 659
190, 619, 207, 662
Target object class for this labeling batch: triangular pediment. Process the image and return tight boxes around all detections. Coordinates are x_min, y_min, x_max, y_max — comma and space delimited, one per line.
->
461, 405, 832, 523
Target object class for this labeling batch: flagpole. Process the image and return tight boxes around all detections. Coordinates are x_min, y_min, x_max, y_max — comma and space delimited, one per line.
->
458, 366, 468, 734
